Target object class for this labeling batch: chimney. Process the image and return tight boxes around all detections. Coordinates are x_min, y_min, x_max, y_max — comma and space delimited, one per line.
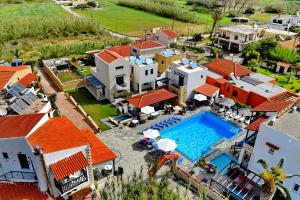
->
215, 51, 219, 62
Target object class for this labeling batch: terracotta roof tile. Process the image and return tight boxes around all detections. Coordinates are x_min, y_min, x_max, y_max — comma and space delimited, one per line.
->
161, 29, 177, 38
50, 152, 89, 180
108, 45, 131, 57
0, 71, 15, 90
195, 83, 219, 97
80, 130, 117, 165
0, 65, 30, 72
128, 89, 177, 108
280, 39, 300, 49
0, 113, 45, 139
245, 115, 269, 132
251, 100, 295, 112
18, 73, 39, 87
97, 50, 123, 63
72, 188, 92, 200
269, 91, 300, 102
131, 40, 164, 50
27, 117, 89, 154
0, 181, 50, 200
205, 59, 252, 78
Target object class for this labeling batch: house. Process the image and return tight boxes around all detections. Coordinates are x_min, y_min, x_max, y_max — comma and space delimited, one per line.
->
280, 38, 300, 49
216, 25, 264, 51
145, 27, 177, 46
238, 101, 300, 200
0, 65, 32, 90
168, 59, 207, 105
131, 40, 166, 57
18, 73, 39, 88
0, 114, 116, 199
276, 61, 292, 74
155, 49, 186, 75
269, 14, 300, 31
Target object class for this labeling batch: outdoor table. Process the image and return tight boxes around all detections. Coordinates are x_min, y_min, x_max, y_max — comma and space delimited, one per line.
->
150, 111, 160, 118
131, 119, 139, 127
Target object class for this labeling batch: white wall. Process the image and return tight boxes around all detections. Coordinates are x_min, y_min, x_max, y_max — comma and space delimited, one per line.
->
27, 113, 49, 136
131, 46, 166, 58
248, 125, 300, 200
155, 32, 176, 46
132, 62, 158, 93
39, 101, 52, 114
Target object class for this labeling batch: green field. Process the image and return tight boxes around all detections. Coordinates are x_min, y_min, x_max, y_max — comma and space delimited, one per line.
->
0, 1, 68, 17
68, 88, 118, 131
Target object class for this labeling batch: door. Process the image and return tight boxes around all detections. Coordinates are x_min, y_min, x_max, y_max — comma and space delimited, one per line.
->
17, 154, 29, 169
178, 76, 184, 87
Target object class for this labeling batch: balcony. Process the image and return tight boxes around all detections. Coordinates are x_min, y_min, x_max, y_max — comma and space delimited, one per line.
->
55, 170, 88, 194
0, 171, 37, 182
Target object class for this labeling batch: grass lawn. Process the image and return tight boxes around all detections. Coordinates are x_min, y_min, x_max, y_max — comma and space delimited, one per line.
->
0, 1, 68, 17
252, 66, 300, 93
58, 71, 81, 83
75, 0, 211, 36
68, 88, 118, 131
77, 65, 93, 77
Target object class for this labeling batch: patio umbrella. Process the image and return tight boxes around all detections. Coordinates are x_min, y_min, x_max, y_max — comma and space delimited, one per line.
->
141, 106, 155, 114
194, 94, 207, 102
143, 129, 160, 139
157, 138, 177, 152
216, 97, 235, 107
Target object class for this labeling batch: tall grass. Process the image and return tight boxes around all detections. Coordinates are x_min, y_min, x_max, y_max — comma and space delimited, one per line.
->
0, 16, 103, 43
117, 0, 198, 23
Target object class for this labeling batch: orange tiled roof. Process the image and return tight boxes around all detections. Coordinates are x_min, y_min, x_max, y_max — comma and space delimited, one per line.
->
195, 83, 219, 97
108, 45, 131, 58
269, 91, 299, 102
80, 130, 117, 165
0, 71, 15, 90
72, 188, 92, 200
50, 151, 89, 180
0, 113, 45, 139
205, 59, 252, 78
245, 115, 269, 132
0, 181, 50, 200
0, 65, 30, 72
280, 39, 300, 49
216, 77, 227, 84
27, 117, 89, 154
131, 40, 164, 50
97, 50, 123, 63
128, 89, 177, 108
251, 100, 294, 112
276, 61, 291, 68
161, 29, 177, 38
18, 73, 39, 87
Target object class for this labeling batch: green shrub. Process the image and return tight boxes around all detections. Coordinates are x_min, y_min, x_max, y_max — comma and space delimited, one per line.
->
244, 7, 255, 14
264, 6, 283, 14
270, 46, 300, 64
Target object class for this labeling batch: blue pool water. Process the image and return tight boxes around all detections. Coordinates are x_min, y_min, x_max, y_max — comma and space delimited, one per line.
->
160, 112, 240, 162
210, 153, 237, 173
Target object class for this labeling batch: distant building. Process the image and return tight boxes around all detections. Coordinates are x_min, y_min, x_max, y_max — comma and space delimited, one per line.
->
145, 27, 177, 46
131, 40, 166, 57
217, 25, 264, 51
269, 14, 300, 31
155, 49, 186, 75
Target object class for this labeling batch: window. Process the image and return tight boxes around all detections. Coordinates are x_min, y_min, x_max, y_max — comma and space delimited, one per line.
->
116, 66, 124, 70
268, 147, 275, 155
132, 49, 137, 53
200, 75, 203, 79
17, 154, 29, 169
234, 35, 238, 40
150, 69, 154, 74
2, 153, 8, 159
178, 76, 184, 86
161, 61, 164, 64
145, 70, 148, 76
116, 76, 124, 85
232, 90, 238, 97
293, 184, 299, 192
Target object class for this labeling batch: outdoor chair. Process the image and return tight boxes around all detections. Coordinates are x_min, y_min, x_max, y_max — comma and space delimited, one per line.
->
238, 116, 245, 122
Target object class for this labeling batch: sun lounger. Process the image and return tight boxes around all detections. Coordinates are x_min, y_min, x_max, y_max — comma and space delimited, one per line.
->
238, 116, 245, 122
234, 115, 242, 120
230, 112, 236, 118
173, 116, 182, 120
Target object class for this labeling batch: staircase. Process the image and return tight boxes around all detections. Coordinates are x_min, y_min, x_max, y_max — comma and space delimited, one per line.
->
148, 154, 180, 177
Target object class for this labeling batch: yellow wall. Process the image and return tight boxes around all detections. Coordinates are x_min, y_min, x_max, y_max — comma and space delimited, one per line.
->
155, 52, 186, 74
9, 67, 32, 84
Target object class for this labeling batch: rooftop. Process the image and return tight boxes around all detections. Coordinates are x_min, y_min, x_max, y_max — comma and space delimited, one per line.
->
271, 110, 300, 139
251, 100, 295, 112
0, 65, 30, 72
280, 39, 300, 49
249, 73, 275, 83
131, 40, 165, 50
0, 71, 15, 90
108, 45, 131, 58
219, 25, 263, 35
129, 55, 155, 66
195, 83, 219, 97
173, 59, 205, 74
97, 49, 124, 64
18, 73, 39, 87
159, 49, 183, 57
0, 113, 45, 139
264, 28, 297, 36
161, 29, 177, 38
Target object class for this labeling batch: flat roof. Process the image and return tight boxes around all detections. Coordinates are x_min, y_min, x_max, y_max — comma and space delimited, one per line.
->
265, 28, 297, 36
219, 25, 263, 34
249, 73, 275, 83
207, 70, 223, 79
271, 110, 300, 139
173, 60, 205, 74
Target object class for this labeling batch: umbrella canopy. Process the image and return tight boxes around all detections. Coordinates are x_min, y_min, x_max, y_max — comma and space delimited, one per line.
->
215, 97, 235, 107
143, 129, 160, 139
157, 138, 177, 152
141, 106, 155, 114
194, 94, 207, 102
239, 108, 251, 117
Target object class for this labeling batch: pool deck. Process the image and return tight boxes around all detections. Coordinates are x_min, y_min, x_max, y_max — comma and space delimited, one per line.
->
97, 105, 247, 199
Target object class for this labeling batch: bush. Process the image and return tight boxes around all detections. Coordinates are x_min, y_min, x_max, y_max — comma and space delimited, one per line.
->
244, 7, 255, 14
192, 33, 203, 42
270, 46, 300, 64
264, 6, 283, 14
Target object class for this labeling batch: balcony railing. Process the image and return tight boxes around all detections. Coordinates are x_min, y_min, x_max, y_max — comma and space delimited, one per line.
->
0, 171, 37, 181
55, 171, 88, 194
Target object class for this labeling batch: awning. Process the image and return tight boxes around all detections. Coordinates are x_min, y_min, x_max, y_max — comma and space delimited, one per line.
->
194, 83, 219, 97
50, 152, 89, 180
194, 94, 207, 102
141, 106, 155, 114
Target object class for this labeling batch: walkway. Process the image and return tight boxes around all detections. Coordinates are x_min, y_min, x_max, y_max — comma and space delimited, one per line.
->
37, 67, 93, 131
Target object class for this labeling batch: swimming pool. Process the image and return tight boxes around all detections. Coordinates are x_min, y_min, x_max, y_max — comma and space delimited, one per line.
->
160, 112, 240, 162
210, 153, 237, 173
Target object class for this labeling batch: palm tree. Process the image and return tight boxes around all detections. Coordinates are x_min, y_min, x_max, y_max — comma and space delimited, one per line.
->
258, 158, 300, 200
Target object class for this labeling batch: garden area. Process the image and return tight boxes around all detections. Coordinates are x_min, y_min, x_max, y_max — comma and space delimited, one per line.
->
57, 70, 81, 83
68, 88, 118, 131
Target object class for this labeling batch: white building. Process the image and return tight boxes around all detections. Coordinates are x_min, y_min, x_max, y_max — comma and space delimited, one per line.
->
217, 25, 264, 51
168, 59, 207, 104
130, 56, 158, 93
238, 101, 300, 200
269, 14, 300, 31
145, 27, 177, 46
0, 113, 116, 199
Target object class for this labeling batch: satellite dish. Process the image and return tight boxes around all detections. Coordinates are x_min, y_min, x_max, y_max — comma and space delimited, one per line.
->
0, 108, 7, 116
